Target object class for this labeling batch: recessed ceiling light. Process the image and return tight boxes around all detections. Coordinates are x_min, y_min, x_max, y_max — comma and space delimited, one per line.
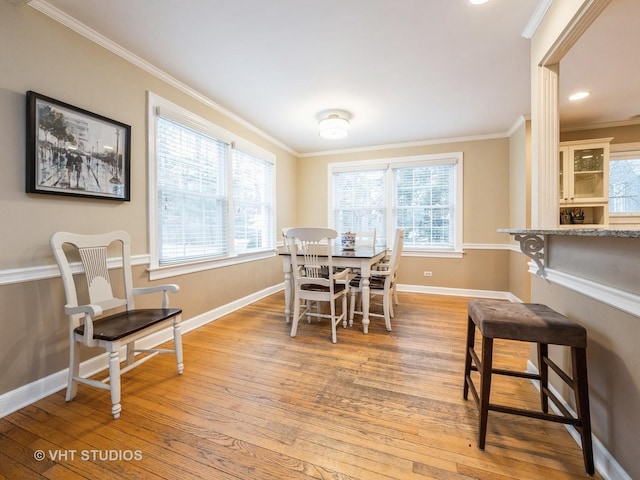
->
468, 0, 490, 4
569, 91, 590, 101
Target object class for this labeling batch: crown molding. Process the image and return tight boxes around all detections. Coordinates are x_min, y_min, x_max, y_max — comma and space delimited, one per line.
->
522, 0, 553, 39
299, 131, 510, 158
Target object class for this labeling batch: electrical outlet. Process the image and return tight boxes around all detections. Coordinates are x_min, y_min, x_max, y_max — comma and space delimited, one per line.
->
423, 271, 432, 277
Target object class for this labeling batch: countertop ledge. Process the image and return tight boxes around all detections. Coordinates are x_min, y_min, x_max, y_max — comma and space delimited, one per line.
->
498, 228, 640, 238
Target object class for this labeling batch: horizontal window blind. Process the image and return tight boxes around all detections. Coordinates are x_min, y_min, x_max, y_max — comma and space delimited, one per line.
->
156, 116, 229, 264
609, 154, 640, 215
232, 148, 275, 253
394, 164, 455, 248
333, 169, 387, 246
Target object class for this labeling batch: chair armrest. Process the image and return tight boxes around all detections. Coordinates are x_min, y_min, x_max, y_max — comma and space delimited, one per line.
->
133, 284, 180, 295
370, 269, 392, 278
334, 268, 351, 282
64, 303, 103, 317
64, 304, 101, 347
133, 284, 180, 308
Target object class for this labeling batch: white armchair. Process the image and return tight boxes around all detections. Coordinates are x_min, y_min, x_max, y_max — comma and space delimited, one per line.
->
50, 230, 184, 419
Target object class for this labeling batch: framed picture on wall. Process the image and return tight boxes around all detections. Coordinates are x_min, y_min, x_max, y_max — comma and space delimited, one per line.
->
26, 91, 131, 201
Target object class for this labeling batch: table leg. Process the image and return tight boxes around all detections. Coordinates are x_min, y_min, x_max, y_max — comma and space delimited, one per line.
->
361, 275, 371, 334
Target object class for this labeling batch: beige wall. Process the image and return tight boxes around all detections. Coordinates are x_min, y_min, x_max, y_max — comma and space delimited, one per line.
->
531, 2, 639, 478
300, 138, 512, 293
507, 119, 532, 302
0, 3, 296, 395
531, 276, 640, 480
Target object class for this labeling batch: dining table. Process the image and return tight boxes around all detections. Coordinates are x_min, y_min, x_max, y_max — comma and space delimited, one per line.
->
278, 244, 388, 334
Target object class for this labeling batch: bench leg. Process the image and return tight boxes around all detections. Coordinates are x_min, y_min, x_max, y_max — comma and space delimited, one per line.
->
573, 346, 594, 475
538, 343, 549, 413
478, 335, 493, 450
463, 315, 475, 400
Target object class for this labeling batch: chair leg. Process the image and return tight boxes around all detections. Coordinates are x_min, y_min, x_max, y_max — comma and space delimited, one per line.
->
462, 316, 475, 400
107, 348, 122, 419
66, 339, 80, 401
330, 297, 338, 344
538, 343, 549, 413
173, 316, 184, 375
573, 346, 595, 475
125, 342, 135, 366
290, 294, 301, 338
341, 291, 348, 329
478, 335, 494, 450
382, 290, 392, 331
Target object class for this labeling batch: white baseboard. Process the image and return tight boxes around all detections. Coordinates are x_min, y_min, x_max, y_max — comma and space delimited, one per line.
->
525, 360, 631, 480
0, 284, 281, 418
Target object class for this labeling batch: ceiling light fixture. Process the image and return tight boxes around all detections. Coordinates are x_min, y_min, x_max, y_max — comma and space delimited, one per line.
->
318, 112, 351, 140
468, 0, 490, 5
569, 91, 590, 101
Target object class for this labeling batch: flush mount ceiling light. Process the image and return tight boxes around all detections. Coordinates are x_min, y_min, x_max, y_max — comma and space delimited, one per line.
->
317, 111, 351, 139
569, 91, 590, 101
468, 0, 490, 4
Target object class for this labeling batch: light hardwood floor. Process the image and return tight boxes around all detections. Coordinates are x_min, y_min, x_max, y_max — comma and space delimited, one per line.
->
0, 292, 601, 479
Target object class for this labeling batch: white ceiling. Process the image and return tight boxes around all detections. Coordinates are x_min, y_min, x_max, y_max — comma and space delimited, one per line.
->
30, 0, 638, 155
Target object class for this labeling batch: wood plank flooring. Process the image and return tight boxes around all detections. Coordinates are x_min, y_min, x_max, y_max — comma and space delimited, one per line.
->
0, 292, 601, 479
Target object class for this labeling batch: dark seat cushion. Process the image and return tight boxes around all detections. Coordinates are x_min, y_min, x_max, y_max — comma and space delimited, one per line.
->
74, 308, 182, 341
468, 300, 586, 348
301, 283, 346, 293
349, 275, 386, 289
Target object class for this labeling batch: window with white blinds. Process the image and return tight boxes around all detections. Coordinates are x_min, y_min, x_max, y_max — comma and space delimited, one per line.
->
394, 163, 455, 247
233, 148, 275, 253
157, 116, 229, 263
329, 153, 462, 253
148, 93, 275, 276
609, 151, 640, 215
333, 169, 387, 245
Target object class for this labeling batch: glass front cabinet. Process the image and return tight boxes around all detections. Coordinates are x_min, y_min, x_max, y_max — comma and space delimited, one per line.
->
559, 138, 613, 227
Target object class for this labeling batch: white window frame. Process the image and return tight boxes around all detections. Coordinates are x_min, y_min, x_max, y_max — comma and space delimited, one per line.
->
147, 92, 276, 280
609, 142, 640, 226
328, 152, 463, 258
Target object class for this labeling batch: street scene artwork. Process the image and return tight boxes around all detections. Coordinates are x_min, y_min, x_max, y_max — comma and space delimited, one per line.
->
26, 91, 131, 201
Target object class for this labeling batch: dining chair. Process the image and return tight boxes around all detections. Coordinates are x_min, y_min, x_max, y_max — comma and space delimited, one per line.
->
287, 227, 351, 343
355, 229, 377, 249
349, 228, 405, 331
50, 230, 184, 419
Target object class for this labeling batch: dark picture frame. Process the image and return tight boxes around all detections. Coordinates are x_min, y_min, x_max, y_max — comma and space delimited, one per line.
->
26, 91, 131, 201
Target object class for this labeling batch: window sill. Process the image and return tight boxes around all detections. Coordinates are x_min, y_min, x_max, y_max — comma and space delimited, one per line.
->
609, 214, 640, 226
148, 250, 276, 281
403, 248, 464, 259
